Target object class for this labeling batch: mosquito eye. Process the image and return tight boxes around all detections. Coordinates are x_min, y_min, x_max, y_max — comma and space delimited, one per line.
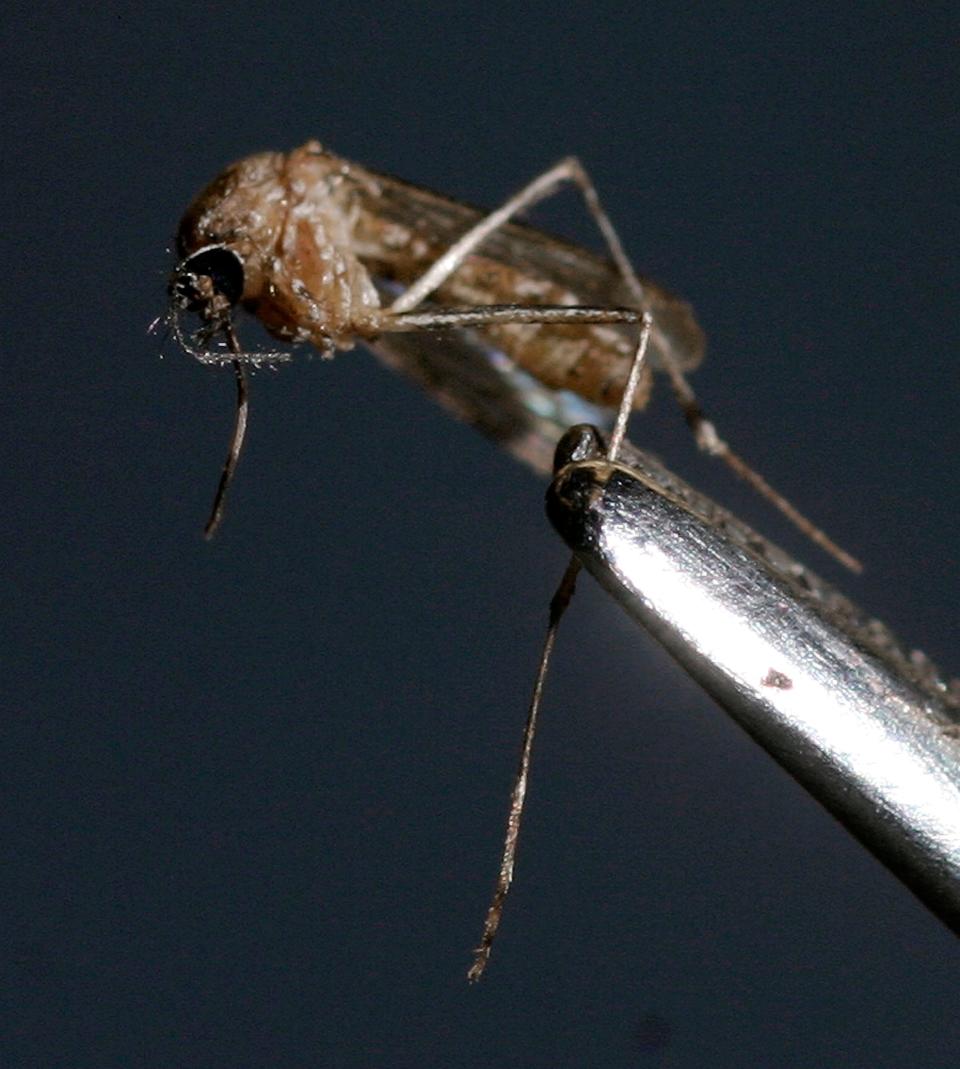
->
171, 245, 245, 309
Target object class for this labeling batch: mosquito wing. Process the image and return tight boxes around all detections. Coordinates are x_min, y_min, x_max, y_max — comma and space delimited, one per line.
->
352, 165, 706, 376
349, 165, 705, 470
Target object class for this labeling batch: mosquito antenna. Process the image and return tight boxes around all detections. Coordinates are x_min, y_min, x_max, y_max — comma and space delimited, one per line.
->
203, 324, 249, 540
467, 315, 653, 982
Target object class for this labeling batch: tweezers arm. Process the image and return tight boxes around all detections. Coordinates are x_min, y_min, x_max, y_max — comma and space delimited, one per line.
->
547, 451, 960, 933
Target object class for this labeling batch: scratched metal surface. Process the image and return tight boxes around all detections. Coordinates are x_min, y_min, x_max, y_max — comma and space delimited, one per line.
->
4, 7, 959, 1069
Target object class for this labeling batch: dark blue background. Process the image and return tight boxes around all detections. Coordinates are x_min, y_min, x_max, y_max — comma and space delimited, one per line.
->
4, 5, 958, 1066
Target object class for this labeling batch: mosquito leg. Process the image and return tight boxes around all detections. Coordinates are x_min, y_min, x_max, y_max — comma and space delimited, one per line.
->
383, 303, 641, 332
657, 358, 862, 572
388, 158, 602, 315
466, 316, 653, 983
380, 301, 647, 413
466, 554, 581, 983
607, 313, 653, 461
545, 161, 863, 571
388, 157, 860, 568
383, 312, 859, 573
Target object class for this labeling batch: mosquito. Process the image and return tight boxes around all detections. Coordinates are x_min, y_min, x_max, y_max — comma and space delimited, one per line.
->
164, 142, 861, 978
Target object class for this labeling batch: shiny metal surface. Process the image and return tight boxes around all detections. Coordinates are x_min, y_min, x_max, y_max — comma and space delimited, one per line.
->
547, 438, 960, 933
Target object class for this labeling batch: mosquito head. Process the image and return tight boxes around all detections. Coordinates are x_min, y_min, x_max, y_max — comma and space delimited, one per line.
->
166, 243, 272, 368
170, 244, 245, 321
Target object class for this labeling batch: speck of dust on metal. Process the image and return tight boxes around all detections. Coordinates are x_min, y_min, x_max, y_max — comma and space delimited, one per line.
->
164, 141, 875, 980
